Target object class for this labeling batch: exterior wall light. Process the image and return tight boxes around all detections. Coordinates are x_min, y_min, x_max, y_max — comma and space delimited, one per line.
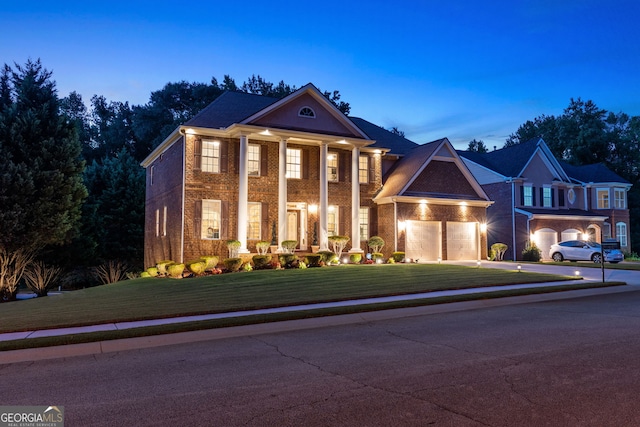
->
480, 223, 487, 233
398, 221, 406, 232
309, 204, 318, 214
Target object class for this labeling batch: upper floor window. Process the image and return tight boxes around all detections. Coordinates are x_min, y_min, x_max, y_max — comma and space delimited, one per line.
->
201, 200, 221, 239
596, 188, 609, 209
202, 140, 220, 173
286, 148, 301, 179
328, 205, 338, 236
614, 188, 626, 209
616, 222, 628, 247
248, 144, 260, 176
298, 107, 316, 118
523, 186, 533, 207
359, 207, 369, 241
328, 153, 338, 182
150, 165, 155, 185
542, 187, 552, 208
359, 155, 369, 183
247, 202, 261, 240
155, 209, 160, 237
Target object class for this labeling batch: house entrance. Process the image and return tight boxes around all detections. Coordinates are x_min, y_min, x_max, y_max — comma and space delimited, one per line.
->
286, 203, 308, 251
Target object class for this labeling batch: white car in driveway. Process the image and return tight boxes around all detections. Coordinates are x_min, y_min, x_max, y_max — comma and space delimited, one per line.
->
549, 240, 624, 263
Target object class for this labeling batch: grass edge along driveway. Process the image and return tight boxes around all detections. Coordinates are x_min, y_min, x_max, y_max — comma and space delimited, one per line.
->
0, 264, 624, 351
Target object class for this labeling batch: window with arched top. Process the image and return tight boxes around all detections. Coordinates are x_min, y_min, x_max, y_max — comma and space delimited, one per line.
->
616, 222, 628, 247
298, 107, 316, 118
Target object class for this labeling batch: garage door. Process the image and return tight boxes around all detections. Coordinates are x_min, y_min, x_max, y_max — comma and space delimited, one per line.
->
446, 222, 478, 261
406, 221, 441, 262
535, 228, 557, 260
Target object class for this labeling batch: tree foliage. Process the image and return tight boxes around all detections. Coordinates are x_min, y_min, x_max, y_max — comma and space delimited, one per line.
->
0, 59, 86, 251
467, 139, 488, 153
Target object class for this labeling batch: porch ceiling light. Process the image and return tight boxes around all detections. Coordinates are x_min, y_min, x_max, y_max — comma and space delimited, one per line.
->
185, 128, 196, 134
260, 129, 271, 136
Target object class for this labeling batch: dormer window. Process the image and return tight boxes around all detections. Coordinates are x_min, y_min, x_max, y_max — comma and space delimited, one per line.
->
298, 107, 316, 118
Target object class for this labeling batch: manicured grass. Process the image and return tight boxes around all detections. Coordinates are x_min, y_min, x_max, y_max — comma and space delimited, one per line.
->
542, 261, 640, 270
2, 263, 573, 334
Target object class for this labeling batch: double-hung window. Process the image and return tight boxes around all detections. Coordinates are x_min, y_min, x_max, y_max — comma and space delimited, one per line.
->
542, 187, 552, 208
286, 148, 301, 179
202, 200, 221, 239
358, 155, 368, 183
248, 144, 260, 176
202, 140, 220, 173
328, 153, 338, 182
327, 205, 338, 236
523, 186, 533, 207
359, 207, 369, 241
247, 202, 261, 240
597, 188, 609, 209
614, 188, 626, 209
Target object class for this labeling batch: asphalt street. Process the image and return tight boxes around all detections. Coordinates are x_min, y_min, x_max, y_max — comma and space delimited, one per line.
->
2, 265, 640, 426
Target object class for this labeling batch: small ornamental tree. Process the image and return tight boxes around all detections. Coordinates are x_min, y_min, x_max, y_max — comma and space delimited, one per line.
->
256, 241, 270, 255
368, 236, 385, 254
281, 240, 297, 254
328, 235, 350, 256
226, 240, 241, 258
491, 243, 508, 261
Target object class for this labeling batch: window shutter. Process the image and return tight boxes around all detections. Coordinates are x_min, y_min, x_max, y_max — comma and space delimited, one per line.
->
233, 142, 240, 174
302, 149, 309, 179
220, 141, 229, 173
540, 187, 543, 206
532, 187, 536, 206
194, 200, 202, 239
551, 188, 555, 207
368, 155, 375, 184
339, 206, 347, 236
221, 201, 229, 239
261, 145, 268, 176
261, 202, 269, 240
520, 186, 524, 206
193, 138, 202, 171
559, 189, 565, 207
369, 205, 378, 237
339, 152, 347, 182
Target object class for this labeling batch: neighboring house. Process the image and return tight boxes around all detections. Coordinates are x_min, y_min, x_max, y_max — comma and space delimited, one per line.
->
459, 138, 632, 260
140, 83, 491, 267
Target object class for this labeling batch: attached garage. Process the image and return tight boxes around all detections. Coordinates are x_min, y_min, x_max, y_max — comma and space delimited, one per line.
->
535, 228, 558, 260
446, 222, 479, 260
405, 220, 442, 261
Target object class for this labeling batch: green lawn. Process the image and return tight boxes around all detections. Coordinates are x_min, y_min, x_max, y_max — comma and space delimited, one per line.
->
542, 260, 640, 270
2, 264, 576, 334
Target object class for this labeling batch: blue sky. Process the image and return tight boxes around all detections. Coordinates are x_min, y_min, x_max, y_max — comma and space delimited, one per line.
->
2, 1, 639, 149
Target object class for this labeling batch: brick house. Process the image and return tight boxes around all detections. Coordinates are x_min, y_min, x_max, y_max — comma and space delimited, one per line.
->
141, 83, 492, 267
459, 138, 632, 260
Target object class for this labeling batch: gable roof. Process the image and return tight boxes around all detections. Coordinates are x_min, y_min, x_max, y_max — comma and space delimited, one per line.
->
348, 117, 419, 155
184, 91, 280, 128
374, 138, 490, 203
559, 161, 630, 184
458, 138, 541, 178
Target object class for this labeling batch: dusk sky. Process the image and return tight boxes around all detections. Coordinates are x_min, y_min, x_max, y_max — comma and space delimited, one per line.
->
2, 1, 639, 150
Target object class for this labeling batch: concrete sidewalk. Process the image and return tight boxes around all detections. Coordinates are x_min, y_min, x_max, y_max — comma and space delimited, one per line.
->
0, 278, 617, 343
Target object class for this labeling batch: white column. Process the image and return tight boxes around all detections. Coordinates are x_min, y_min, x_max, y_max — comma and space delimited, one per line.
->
278, 138, 288, 251
319, 142, 329, 251
350, 146, 363, 253
237, 134, 249, 253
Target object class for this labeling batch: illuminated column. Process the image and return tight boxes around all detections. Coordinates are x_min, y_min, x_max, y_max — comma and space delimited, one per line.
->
237, 134, 249, 253
278, 138, 288, 251
319, 142, 329, 251
350, 146, 363, 253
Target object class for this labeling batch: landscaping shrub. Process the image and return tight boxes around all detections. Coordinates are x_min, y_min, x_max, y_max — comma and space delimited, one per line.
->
349, 253, 362, 264
317, 250, 337, 264
140, 271, 152, 278
200, 255, 219, 271
304, 254, 322, 267
223, 258, 243, 272
297, 261, 307, 269
252, 255, 272, 270
156, 260, 173, 277
281, 240, 297, 254
368, 236, 385, 254
491, 243, 508, 261
392, 252, 405, 262
146, 267, 159, 277
372, 252, 384, 263
242, 262, 253, 272
226, 240, 241, 258
279, 254, 298, 269
167, 263, 186, 278
256, 241, 270, 255
94, 260, 129, 284
23, 261, 61, 297
522, 243, 541, 262
186, 260, 207, 276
